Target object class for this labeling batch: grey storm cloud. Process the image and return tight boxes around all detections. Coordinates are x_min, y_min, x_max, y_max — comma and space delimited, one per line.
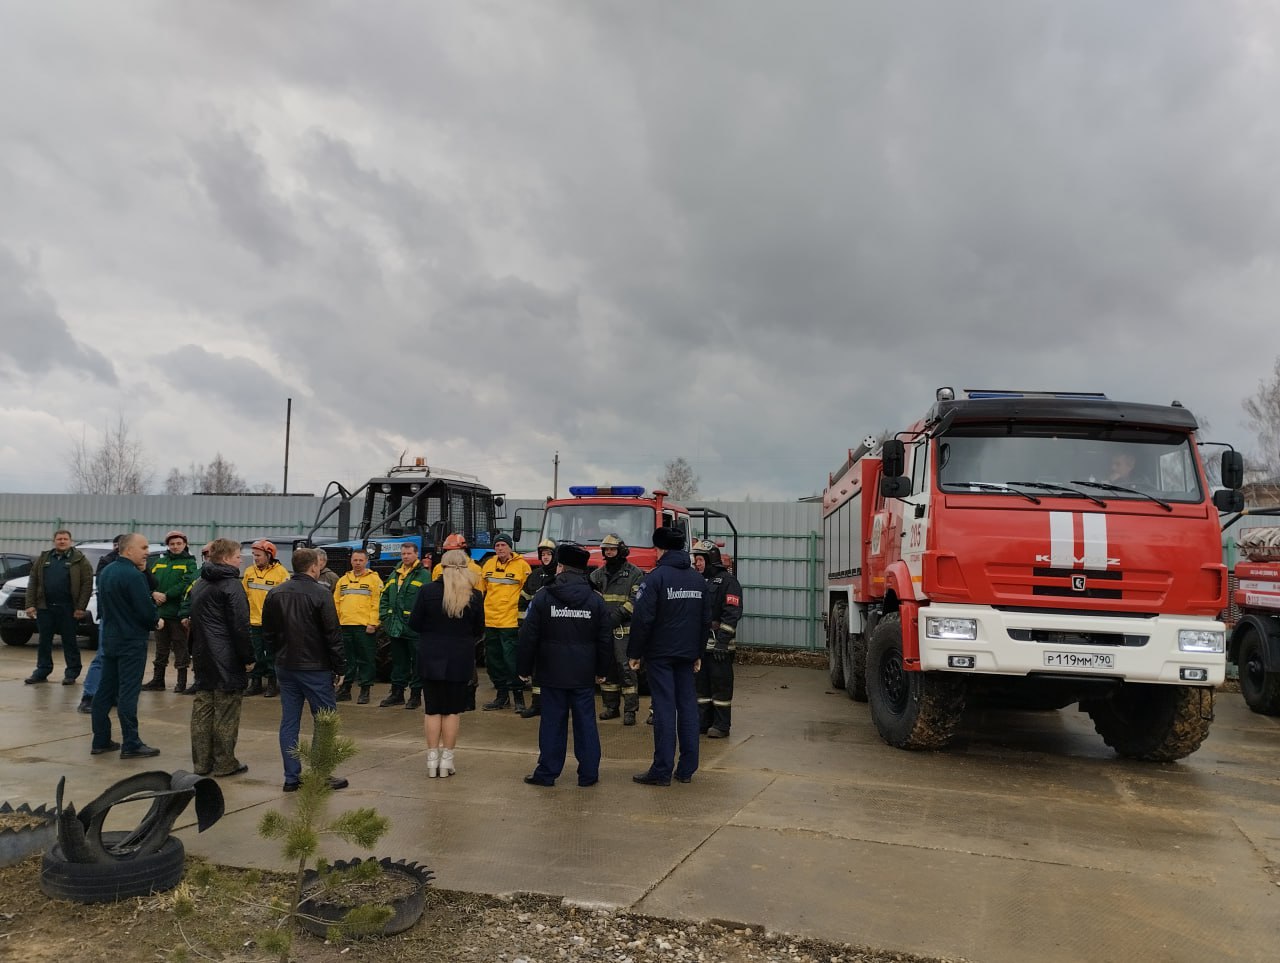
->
2, 1, 1279, 498
0, 246, 116, 384
150, 345, 289, 419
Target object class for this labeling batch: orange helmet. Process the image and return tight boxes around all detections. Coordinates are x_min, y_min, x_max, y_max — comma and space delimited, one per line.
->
442, 533, 467, 551
250, 539, 278, 559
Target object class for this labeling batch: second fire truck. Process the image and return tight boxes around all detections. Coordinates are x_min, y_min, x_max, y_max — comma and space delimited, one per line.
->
823, 388, 1243, 761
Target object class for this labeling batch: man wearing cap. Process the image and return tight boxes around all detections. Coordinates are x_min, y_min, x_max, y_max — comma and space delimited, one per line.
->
691, 540, 743, 738
517, 542, 612, 788
591, 534, 645, 726
243, 540, 290, 697
628, 527, 712, 786
142, 531, 199, 694
516, 539, 557, 719
480, 533, 531, 711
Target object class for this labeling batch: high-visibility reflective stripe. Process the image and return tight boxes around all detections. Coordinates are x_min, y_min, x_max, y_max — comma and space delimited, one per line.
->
1082, 513, 1109, 571
1049, 511, 1073, 568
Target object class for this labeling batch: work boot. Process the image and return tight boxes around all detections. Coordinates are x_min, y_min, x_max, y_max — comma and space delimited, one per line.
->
512, 690, 526, 712
141, 669, 166, 692
357, 686, 371, 705
380, 685, 405, 707
335, 682, 353, 703
245, 678, 263, 697
77, 695, 93, 714
263, 677, 279, 698
172, 669, 188, 694
599, 706, 621, 721
519, 693, 541, 719
623, 710, 636, 726
483, 692, 509, 711
405, 689, 422, 710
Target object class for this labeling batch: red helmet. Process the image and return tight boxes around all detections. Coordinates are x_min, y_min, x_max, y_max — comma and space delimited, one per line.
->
442, 533, 467, 551
250, 539, 278, 560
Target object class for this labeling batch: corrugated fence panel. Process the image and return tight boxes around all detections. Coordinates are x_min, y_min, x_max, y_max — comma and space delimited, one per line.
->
0, 493, 341, 555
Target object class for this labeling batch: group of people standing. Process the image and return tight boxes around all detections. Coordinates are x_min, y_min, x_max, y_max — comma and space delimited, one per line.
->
22, 521, 743, 791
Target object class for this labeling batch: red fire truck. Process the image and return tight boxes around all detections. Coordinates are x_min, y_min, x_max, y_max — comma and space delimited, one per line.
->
1229, 526, 1280, 715
515, 486, 736, 573
823, 388, 1244, 761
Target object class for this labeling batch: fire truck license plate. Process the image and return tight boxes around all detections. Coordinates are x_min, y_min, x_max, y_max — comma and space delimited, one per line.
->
1043, 652, 1113, 669
16, 609, 30, 619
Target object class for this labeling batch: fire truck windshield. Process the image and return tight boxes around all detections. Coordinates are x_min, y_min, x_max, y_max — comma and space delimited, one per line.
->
935, 425, 1205, 503
541, 505, 652, 546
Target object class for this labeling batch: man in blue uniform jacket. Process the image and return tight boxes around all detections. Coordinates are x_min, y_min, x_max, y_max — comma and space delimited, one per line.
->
627, 527, 712, 786
517, 542, 612, 788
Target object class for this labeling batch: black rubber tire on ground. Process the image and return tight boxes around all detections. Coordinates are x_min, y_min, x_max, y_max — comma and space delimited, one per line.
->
847, 632, 869, 703
1082, 684, 1213, 762
81, 619, 99, 650
865, 613, 965, 749
0, 623, 34, 646
1237, 628, 1280, 716
40, 832, 185, 904
828, 601, 846, 689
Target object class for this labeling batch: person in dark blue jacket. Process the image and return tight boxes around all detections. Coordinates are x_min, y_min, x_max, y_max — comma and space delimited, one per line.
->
627, 527, 712, 786
517, 542, 612, 788
91, 533, 161, 759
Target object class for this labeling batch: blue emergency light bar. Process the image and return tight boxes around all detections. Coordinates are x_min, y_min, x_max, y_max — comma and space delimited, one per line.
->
568, 485, 647, 497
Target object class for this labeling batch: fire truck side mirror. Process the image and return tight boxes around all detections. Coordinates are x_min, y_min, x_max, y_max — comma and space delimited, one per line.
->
512, 516, 523, 541
881, 439, 906, 477
1220, 450, 1244, 490
880, 475, 913, 499
1213, 489, 1244, 513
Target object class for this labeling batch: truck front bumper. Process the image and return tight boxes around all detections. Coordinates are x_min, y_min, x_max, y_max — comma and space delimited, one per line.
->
916, 604, 1226, 685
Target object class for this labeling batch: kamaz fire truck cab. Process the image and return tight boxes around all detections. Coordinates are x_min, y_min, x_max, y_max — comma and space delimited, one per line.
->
515, 486, 738, 574
305, 457, 505, 579
824, 387, 1244, 762
516, 486, 688, 572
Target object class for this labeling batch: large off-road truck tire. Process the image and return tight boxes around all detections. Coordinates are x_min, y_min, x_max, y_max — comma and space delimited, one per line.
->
827, 601, 846, 690
842, 628, 869, 703
866, 613, 966, 749
1237, 627, 1280, 716
1082, 683, 1213, 762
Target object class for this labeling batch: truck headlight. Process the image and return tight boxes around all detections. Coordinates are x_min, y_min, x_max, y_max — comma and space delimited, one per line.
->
925, 617, 977, 640
1178, 629, 1224, 653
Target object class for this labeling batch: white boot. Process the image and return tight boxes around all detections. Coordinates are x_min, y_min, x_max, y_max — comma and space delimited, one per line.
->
426, 748, 439, 778
440, 748, 455, 777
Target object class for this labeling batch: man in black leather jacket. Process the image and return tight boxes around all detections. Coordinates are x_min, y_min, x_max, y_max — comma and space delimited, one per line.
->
262, 546, 348, 792
187, 538, 254, 777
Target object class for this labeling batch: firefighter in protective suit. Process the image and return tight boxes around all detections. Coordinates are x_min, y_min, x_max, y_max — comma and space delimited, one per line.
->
517, 539, 557, 718
590, 533, 645, 725
692, 540, 742, 738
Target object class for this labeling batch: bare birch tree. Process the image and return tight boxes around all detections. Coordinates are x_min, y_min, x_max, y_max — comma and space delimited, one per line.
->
69, 416, 152, 494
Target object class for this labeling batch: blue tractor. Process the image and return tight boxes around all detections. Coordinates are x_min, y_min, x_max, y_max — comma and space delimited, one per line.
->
304, 457, 506, 578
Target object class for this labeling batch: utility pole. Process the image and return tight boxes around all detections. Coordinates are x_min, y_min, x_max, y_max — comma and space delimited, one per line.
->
283, 397, 292, 494
553, 450, 559, 498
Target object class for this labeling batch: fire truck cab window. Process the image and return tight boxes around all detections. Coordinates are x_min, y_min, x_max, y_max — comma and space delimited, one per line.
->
542, 505, 651, 546
936, 424, 1204, 503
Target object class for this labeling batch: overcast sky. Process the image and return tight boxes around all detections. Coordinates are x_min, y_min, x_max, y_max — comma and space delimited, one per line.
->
2, 1, 1278, 500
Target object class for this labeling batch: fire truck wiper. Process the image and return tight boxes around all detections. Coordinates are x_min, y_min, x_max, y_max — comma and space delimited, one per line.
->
948, 482, 1041, 504
1007, 481, 1107, 508
1069, 480, 1173, 512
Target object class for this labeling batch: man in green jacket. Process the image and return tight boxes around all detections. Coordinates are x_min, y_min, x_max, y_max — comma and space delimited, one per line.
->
24, 529, 93, 685
378, 542, 431, 709
143, 531, 199, 694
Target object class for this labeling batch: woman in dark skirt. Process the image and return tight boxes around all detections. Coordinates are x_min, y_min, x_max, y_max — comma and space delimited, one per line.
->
408, 549, 484, 777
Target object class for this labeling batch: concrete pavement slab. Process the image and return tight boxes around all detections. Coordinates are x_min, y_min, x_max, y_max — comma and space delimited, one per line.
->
3, 644, 1278, 962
